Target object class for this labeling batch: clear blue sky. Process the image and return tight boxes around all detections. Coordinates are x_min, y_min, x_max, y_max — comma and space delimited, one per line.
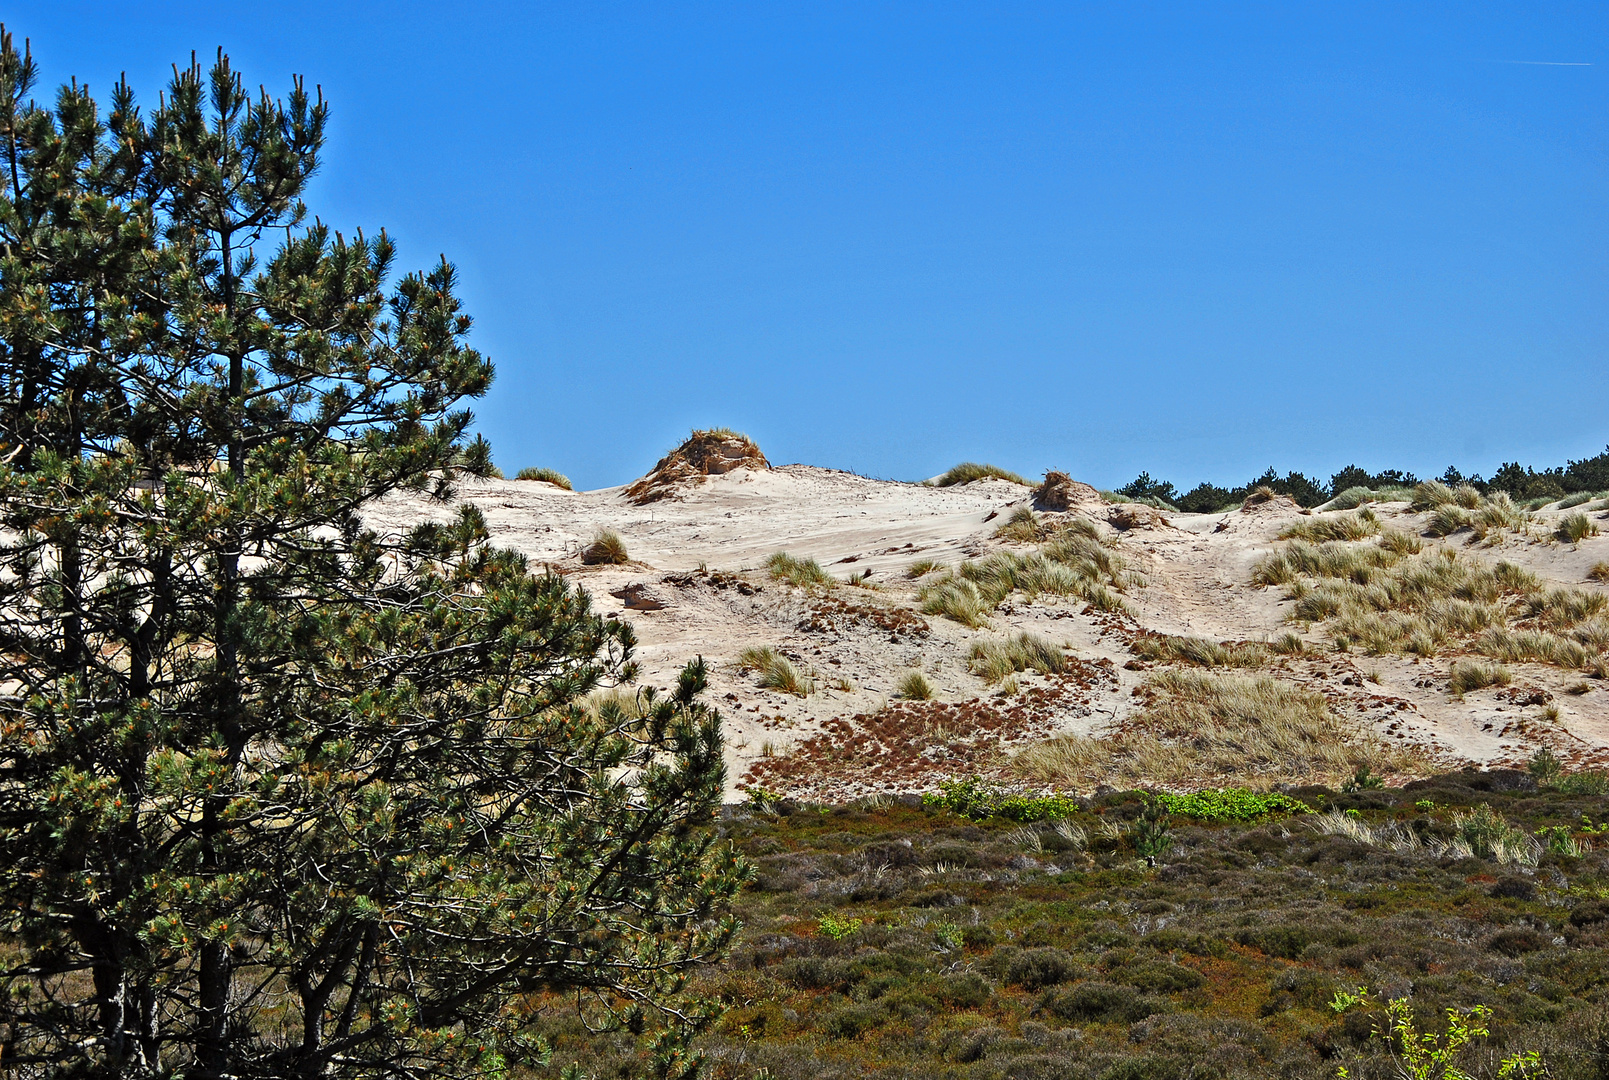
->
13, 2, 1608, 490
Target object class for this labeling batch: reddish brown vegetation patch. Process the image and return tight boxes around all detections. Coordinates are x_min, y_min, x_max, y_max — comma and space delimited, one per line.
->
743, 659, 1119, 799
797, 596, 930, 639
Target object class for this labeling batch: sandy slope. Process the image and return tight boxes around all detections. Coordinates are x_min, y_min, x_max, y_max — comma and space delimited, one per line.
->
364, 466, 1609, 799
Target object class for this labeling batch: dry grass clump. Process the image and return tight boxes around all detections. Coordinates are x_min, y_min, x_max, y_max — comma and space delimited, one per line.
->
918, 577, 992, 628
1476, 627, 1592, 669
580, 529, 630, 565
1448, 658, 1512, 697
515, 466, 572, 488
905, 557, 944, 579
930, 462, 1028, 487
969, 633, 1068, 683
738, 646, 814, 697
767, 552, 832, 587
1252, 538, 1403, 586
994, 506, 1040, 543
896, 670, 934, 700
1129, 634, 1272, 668
1558, 512, 1599, 545
1278, 509, 1381, 543
1589, 561, 1609, 583
1015, 670, 1424, 790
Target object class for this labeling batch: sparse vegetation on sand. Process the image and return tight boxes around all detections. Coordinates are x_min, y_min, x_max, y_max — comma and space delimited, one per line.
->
1016, 669, 1425, 790
739, 646, 815, 696
1413, 481, 1534, 539
1591, 561, 1609, 583
515, 465, 572, 488
580, 528, 630, 564
921, 527, 1134, 626
904, 557, 944, 578
768, 551, 833, 586
1254, 532, 1609, 668
968, 632, 1068, 683
929, 461, 1029, 487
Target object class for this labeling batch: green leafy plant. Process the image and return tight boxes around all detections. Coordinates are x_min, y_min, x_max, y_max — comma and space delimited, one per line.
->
817, 913, 863, 941
1150, 789, 1313, 821
1332, 988, 1545, 1080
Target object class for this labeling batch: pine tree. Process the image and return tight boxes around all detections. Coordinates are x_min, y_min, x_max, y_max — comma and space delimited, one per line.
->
0, 31, 744, 1078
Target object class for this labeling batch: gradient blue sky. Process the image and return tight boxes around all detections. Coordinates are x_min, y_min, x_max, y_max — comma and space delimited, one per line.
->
13, 2, 1607, 490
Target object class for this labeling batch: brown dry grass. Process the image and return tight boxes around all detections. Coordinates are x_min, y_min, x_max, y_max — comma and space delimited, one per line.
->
1013, 669, 1430, 790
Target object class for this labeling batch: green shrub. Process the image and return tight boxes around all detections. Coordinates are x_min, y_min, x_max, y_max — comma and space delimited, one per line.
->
515, 466, 572, 488
921, 779, 1081, 822
1130, 800, 1172, 861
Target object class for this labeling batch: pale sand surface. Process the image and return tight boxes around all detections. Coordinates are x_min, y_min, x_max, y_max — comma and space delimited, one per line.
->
364, 466, 1609, 800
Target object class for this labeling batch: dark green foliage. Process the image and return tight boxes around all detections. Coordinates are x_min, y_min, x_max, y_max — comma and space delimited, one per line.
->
1125, 448, 1609, 517
1131, 800, 1173, 860
1330, 465, 1420, 494
0, 34, 742, 1080
1491, 461, 1568, 500
1177, 482, 1238, 513
1119, 472, 1180, 505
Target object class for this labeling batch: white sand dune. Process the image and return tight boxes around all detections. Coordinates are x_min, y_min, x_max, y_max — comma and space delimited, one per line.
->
366, 465, 1609, 800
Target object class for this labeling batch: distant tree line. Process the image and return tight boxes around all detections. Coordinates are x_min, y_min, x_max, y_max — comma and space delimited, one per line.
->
1116, 445, 1609, 513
